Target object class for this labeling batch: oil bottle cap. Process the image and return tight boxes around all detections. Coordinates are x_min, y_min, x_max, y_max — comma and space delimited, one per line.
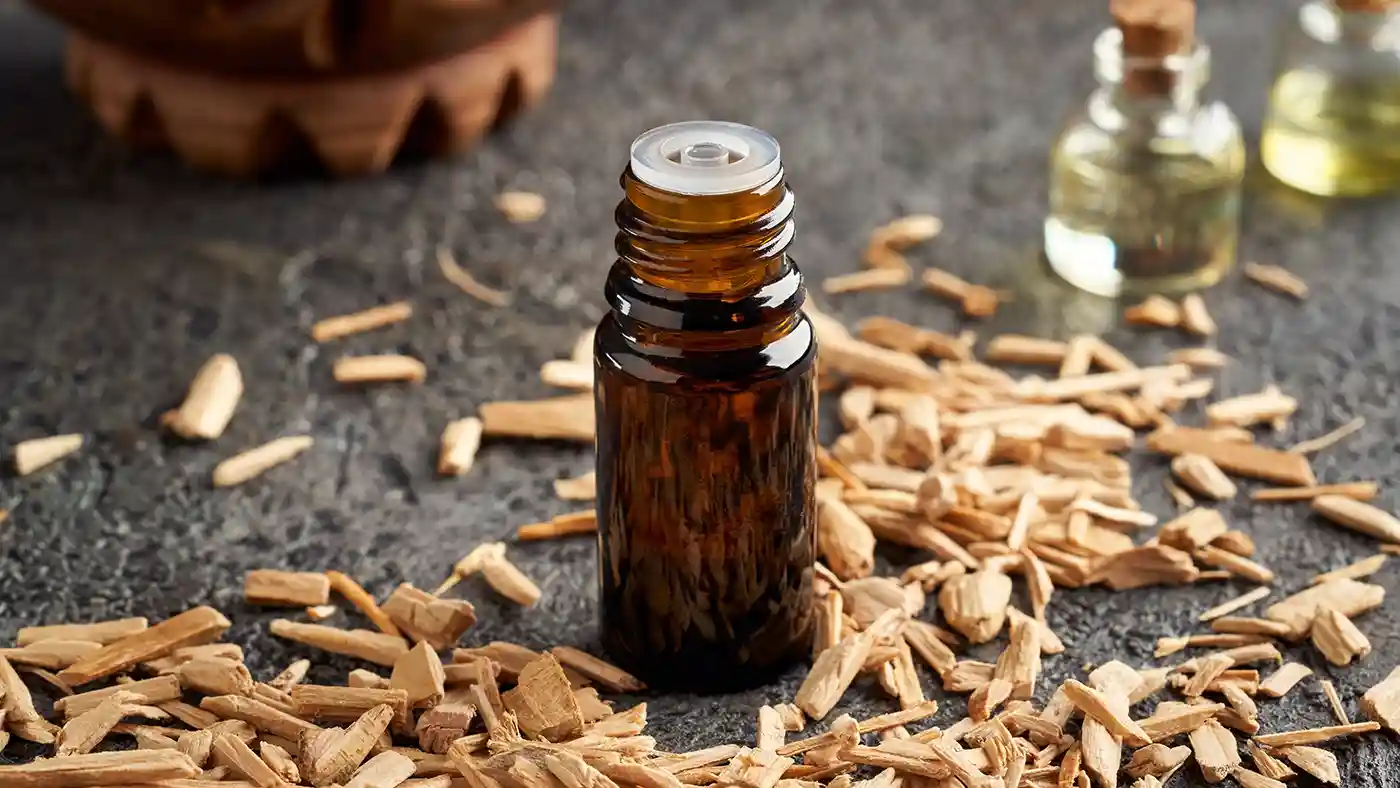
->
1111, 0, 1195, 57
629, 121, 782, 196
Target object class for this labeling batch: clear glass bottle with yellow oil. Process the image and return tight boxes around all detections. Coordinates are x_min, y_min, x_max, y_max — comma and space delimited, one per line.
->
1261, 0, 1400, 197
1044, 0, 1245, 298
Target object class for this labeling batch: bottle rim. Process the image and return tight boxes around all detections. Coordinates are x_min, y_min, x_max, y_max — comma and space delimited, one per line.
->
629, 121, 782, 196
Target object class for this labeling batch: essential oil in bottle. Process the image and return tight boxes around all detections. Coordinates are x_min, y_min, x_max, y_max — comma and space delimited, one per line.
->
1261, 0, 1400, 197
593, 121, 817, 692
1044, 0, 1245, 298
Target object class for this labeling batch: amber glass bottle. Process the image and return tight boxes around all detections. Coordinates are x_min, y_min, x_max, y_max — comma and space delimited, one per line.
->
594, 121, 817, 691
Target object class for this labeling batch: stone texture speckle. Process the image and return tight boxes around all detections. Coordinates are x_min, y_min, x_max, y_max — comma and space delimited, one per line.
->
1, 1, 1398, 784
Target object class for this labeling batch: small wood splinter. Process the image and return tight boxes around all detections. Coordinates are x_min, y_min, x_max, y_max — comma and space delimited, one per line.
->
333, 355, 427, 385
14, 433, 84, 476
165, 354, 243, 440
1244, 262, 1308, 299
311, 302, 413, 343
212, 436, 314, 487
922, 268, 999, 318
438, 417, 484, 477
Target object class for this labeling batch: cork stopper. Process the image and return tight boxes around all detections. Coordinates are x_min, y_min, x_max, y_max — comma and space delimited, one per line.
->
1111, 0, 1195, 58
1335, 0, 1395, 11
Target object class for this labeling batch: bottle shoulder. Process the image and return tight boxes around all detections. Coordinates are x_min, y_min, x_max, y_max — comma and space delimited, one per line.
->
1053, 95, 1245, 172
1277, 0, 1400, 72
595, 312, 816, 387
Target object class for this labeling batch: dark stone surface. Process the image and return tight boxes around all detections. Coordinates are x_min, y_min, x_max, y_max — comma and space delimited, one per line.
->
1, 0, 1398, 783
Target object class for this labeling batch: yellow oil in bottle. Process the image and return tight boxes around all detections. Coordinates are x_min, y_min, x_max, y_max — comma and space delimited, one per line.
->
1261, 69, 1400, 197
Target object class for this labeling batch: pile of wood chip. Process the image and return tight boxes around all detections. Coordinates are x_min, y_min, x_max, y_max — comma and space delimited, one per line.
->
4, 215, 1396, 788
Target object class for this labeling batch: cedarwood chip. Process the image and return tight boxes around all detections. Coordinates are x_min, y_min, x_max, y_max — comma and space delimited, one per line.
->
1187, 718, 1238, 783
311, 301, 413, 343
1168, 347, 1229, 369
495, 191, 547, 223
1320, 678, 1349, 724
1244, 262, 1308, 299
0, 640, 103, 671
501, 654, 584, 741
417, 688, 477, 753
437, 247, 511, 306
1258, 663, 1313, 698
757, 706, 786, 751
1210, 617, 1293, 639
166, 354, 243, 440
213, 436, 314, 487
922, 268, 999, 318
1289, 416, 1365, 455
307, 703, 396, 785
1264, 578, 1384, 639
541, 359, 593, 391
820, 336, 941, 392
796, 613, 903, 720
213, 731, 284, 786
1362, 664, 1400, 733
175, 658, 254, 697
1139, 701, 1223, 743
380, 584, 477, 649
270, 620, 409, 666
1253, 721, 1379, 747
1252, 482, 1378, 502
1310, 606, 1371, 666
994, 610, 1041, 701
389, 641, 446, 709
0, 749, 201, 787
244, 570, 332, 607
57, 606, 231, 687
1123, 296, 1181, 328
1146, 427, 1315, 486
1279, 746, 1340, 784
551, 646, 646, 692
938, 571, 1012, 644
554, 472, 597, 501
13, 433, 84, 476
1246, 741, 1294, 782
986, 335, 1068, 366
259, 740, 301, 783
438, 417, 484, 477
856, 317, 974, 360
479, 395, 595, 442
1233, 767, 1286, 788
479, 551, 542, 607
1206, 387, 1297, 429
55, 690, 137, 756
818, 497, 877, 580
16, 617, 148, 647
1199, 587, 1270, 621
1194, 545, 1274, 585
1179, 294, 1216, 337
1061, 679, 1149, 746
1171, 454, 1236, 500
333, 354, 427, 384
1311, 494, 1400, 544
325, 570, 401, 637
823, 268, 912, 294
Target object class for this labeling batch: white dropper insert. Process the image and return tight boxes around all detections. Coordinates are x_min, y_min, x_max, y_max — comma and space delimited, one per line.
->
629, 121, 782, 196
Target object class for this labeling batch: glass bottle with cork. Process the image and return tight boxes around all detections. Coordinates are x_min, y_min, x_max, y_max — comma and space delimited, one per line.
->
593, 121, 817, 691
1044, 0, 1245, 298
1261, 0, 1400, 197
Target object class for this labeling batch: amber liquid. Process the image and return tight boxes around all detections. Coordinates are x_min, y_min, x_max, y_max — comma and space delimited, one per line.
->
594, 168, 817, 692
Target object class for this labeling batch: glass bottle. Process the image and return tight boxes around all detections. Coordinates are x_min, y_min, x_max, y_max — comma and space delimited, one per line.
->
1044, 0, 1245, 298
594, 121, 817, 691
1261, 0, 1400, 197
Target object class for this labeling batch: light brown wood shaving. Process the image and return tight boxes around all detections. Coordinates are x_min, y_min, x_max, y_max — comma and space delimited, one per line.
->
1198, 586, 1270, 622
13, 433, 84, 476
1089, 544, 1198, 591
1362, 664, 1400, 733
818, 496, 877, 580
1138, 701, 1223, 743
1171, 454, 1236, 500
175, 658, 254, 697
312, 302, 413, 343
1125, 744, 1190, 779
495, 191, 547, 223
0, 640, 102, 670
1179, 294, 1216, 337
480, 551, 542, 607
855, 317, 974, 360
259, 740, 302, 783
1311, 494, 1400, 544
438, 247, 511, 306
479, 394, 595, 442
921, 268, 999, 318
380, 584, 476, 648
244, 570, 332, 607
551, 646, 646, 693
1279, 745, 1340, 785
1168, 347, 1228, 369
389, 641, 446, 709
938, 571, 1011, 644
345, 749, 416, 788
1158, 508, 1228, 552
307, 703, 395, 785
1244, 262, 1308, 299
868, 214, 942, 256
1312, 553, 1387, 587
323, 570, 400, 637
1233, 766, 1286, 788
1123, 296, 1181, 328
1060, 679, 1148, 746
824, 268, 911, 294
268, 659, 311, 694
1310, 606, 1371, 666
436, 417, 484, 477
518, 510, 597, 541
269, 620, 408, 667
165, 354, 244, 440
213, 436, 314, 487
0, 749, 201, 786
1252, 481, 1378, 502
214, 730, 285, 786
1254, 721, 1380, 747
1206, 386, 1297, 429
554, 472, 597, 501
1264, 578, 1385, 639
1210, 617, 1293, 639
1146, 427, 1315, 486
820, 336, 941, 391
1058, 335, 1095, 378
56, 606, 230, 687
1289, 417, 1365, 455
500, 654, 584, 742
333, 354, 427, 385
55, 690, 137, 755
1245, 740, 1294, 781
1194, 545, 1274, 584
17, 618, 147, 649
1187, 718, 1238, 783
986, 335, 1069, 366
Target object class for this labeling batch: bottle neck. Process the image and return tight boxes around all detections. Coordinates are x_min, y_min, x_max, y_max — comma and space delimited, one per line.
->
608, 168, 803, 349
1307, 0, 1400, 48
1091, 27, 1210, 126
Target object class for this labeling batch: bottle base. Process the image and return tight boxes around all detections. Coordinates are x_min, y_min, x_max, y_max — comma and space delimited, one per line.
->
1261, 125, 1400, 198
1043, 217, 1232, 298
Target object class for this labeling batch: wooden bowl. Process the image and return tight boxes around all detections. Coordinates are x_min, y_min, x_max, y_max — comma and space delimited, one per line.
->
29, 0, 561, 176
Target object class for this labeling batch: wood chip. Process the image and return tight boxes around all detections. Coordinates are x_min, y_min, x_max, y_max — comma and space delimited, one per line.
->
1018, 364, 1189, 401
16, 617, 147, 647
1088, 544, 1198, 590
333, 354, 427, 385
1254, 663, 1313, 699
1245, 741, 1294, 782
1138, 701, 1224, 743
1125, 744, 1190, 779
1168, 347, 1229, 369
213, 732, 285, 787
994, 610, 1041, 701
0, 640, 103, 670
55, 690, 136, 755
820, 336, 941, 392
1315, 678, 1349, 725
479, 395, 595, 442
200, 695, 320, 743
1264, 578, 1385, 639
307, 703, 396, 786
259, 740, 301, 784
306, 605, 338, 621
13, 433, 83, 476
479, 551, 542, 607
796, 613, 902, 720
986, 335, 1069, 366
1123, 296, 1181, 327
311, 302, 412, 344
269, 620, 409, 667
176, 658, 254, 697
380, 584, 477, 649
1311, 494, 1400, 544
390, 641, 446, 709
56, 606, 230, 687
869, 214, 943, 253
416, 688, 477, 753
244, 570, 332, 607
1313, 553, 1388, 586
551, 646, 646, 693
1198, 587, 1270, 622
1146, 427, 1315, 486
855, 317, 974, 360
1171, 455, 1236, 501
1253, 721, 1379, 747
1310, 606, 1371, 666
1194, 545, 1274, 584
213, 436, 314, 487
438, 417, 484, 477
818, 497, 877, 580
938, 571, 1012, 644
1187, 718, 1238, 783
1061, 679, 1149, 746
0, 749, 201, 787
1252, 481, 1378, 501
495, 191, 546, 223
1232, 767, 1285, 788
500, 654, 584, 741
1362, 664, 1400, 733
902, 620, 956, 678
922, 268, 999, 318
164, 354, 243, 440
1178, 294, 1216, 336
553, 473, 597, 502
1206, 386, 1297, 430
326, 570, 401, 637
1244, 262, 1308, 299
823, 268, 912, 294
758, 706, 786, 751
437, 247, 510, 307
1210, 617, 1293, 638
1279, 745, 1339, 784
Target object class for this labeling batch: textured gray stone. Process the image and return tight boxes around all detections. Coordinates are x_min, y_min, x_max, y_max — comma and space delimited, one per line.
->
1, 0, 1398, 784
